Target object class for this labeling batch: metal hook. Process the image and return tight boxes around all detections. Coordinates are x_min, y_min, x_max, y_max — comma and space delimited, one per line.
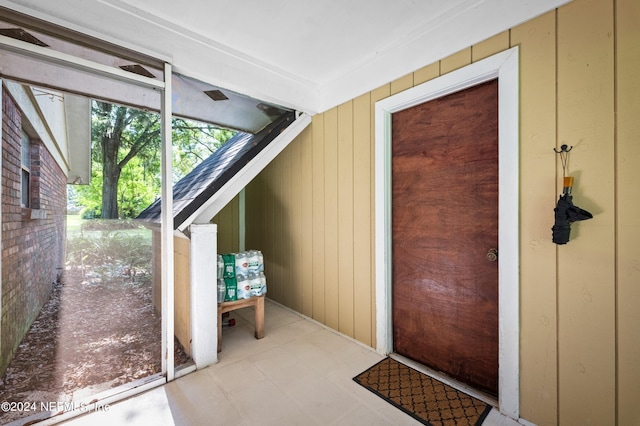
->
554, 144, 573, 179
553, 144, 573, 154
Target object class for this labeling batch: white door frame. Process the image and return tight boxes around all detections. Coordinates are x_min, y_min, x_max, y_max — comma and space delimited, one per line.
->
374, 47, 520, 419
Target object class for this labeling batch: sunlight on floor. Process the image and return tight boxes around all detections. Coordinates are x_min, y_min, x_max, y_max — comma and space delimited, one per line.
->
60, 300, 520, 426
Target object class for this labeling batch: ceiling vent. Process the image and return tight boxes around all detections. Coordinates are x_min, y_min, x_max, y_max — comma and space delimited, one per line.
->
0, 28, 48, 47
257, 103, 287, 118
119, 64, 155, 78
204, 89, 229, 101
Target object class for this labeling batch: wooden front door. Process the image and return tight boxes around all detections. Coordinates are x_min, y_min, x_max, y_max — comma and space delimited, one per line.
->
391, 79, 499, 396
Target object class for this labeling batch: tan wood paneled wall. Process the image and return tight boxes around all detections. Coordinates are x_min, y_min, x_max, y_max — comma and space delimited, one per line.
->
151, 233, 191, 355
556, 1, 616, 423
616, 1, 640, 426
212, 194, 240, 254
173, 235, 191, 354
511, 11, 559, 426
243, 0, 639, 423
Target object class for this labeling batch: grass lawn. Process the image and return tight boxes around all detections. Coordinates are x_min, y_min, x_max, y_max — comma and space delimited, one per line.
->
67, 214, 83, 235
66, 215, 152, 242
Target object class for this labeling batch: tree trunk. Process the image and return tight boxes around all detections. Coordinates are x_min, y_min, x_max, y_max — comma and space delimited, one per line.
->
101, 135, 121, 219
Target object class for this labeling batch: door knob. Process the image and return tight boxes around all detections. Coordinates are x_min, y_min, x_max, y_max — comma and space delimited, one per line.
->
486, 248, 498, 262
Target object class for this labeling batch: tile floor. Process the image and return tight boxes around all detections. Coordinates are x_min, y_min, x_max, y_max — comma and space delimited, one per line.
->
62, 299, 520, 426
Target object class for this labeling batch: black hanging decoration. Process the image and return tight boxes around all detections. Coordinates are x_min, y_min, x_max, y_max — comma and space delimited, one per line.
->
551, 145, 593, 245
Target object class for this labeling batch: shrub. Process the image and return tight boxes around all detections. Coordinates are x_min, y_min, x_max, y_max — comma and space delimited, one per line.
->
66, 225, 152, 282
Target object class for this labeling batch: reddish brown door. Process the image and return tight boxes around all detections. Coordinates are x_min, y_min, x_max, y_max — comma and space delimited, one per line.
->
391, 79, 499, 396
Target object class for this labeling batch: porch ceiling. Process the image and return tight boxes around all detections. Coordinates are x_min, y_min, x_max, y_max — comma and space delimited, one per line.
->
1, 0, 570, 114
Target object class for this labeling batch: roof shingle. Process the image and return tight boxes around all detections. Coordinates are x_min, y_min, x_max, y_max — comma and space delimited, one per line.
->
137, 111, 295, 229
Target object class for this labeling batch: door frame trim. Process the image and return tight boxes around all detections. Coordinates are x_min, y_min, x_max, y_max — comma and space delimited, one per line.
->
374, 47, 520, 419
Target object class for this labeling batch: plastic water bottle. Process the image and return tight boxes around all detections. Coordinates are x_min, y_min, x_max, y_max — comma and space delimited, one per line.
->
217, 254, 224, 278
257, 251, 264, 272
247, 250, 260, 274
258, 271, 267, 296
236, 274, 249, 299
217, 278, 226, 303
222, 318, 236, 327
235, 252, 248, 277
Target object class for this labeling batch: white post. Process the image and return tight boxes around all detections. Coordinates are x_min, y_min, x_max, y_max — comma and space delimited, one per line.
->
161, 62, 174, 380
190, 223, 219, 366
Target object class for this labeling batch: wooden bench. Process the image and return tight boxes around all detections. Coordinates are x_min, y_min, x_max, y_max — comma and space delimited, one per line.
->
217, 295, 265, 352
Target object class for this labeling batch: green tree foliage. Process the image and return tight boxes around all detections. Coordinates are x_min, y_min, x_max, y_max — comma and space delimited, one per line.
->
74, 101, 235, 219
172, 118, 235, 180
90, 101, 161, 219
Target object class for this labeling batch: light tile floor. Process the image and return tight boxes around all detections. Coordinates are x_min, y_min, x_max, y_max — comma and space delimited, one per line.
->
62, 300, 520, 426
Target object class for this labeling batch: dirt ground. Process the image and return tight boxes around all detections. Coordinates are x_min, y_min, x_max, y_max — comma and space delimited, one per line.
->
0, 269, 190, 424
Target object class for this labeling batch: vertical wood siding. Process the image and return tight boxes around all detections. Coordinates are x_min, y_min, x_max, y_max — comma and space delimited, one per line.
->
556, 1, 616, 424
615, 0, 640, 425
173, 236, 190, 354
212, 194, 239, 254
353, 92, 373, 346
511, 12, 559, 426
243, 0, 638, 423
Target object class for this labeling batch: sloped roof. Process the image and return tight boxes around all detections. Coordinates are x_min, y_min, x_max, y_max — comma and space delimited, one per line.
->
137, 111, 296, 230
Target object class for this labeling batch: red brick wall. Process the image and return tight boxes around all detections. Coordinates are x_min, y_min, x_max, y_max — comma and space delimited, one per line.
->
1, 87, 67, 376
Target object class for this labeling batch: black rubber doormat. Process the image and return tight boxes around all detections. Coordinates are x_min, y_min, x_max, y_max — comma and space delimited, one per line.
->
353, 357, 492, 425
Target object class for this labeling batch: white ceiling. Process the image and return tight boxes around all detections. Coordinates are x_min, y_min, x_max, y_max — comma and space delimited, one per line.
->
1, 0, 569, 114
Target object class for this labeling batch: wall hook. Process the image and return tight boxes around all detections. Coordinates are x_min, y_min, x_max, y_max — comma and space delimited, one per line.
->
553, 144, 573, 154
554, 144, 573, 188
